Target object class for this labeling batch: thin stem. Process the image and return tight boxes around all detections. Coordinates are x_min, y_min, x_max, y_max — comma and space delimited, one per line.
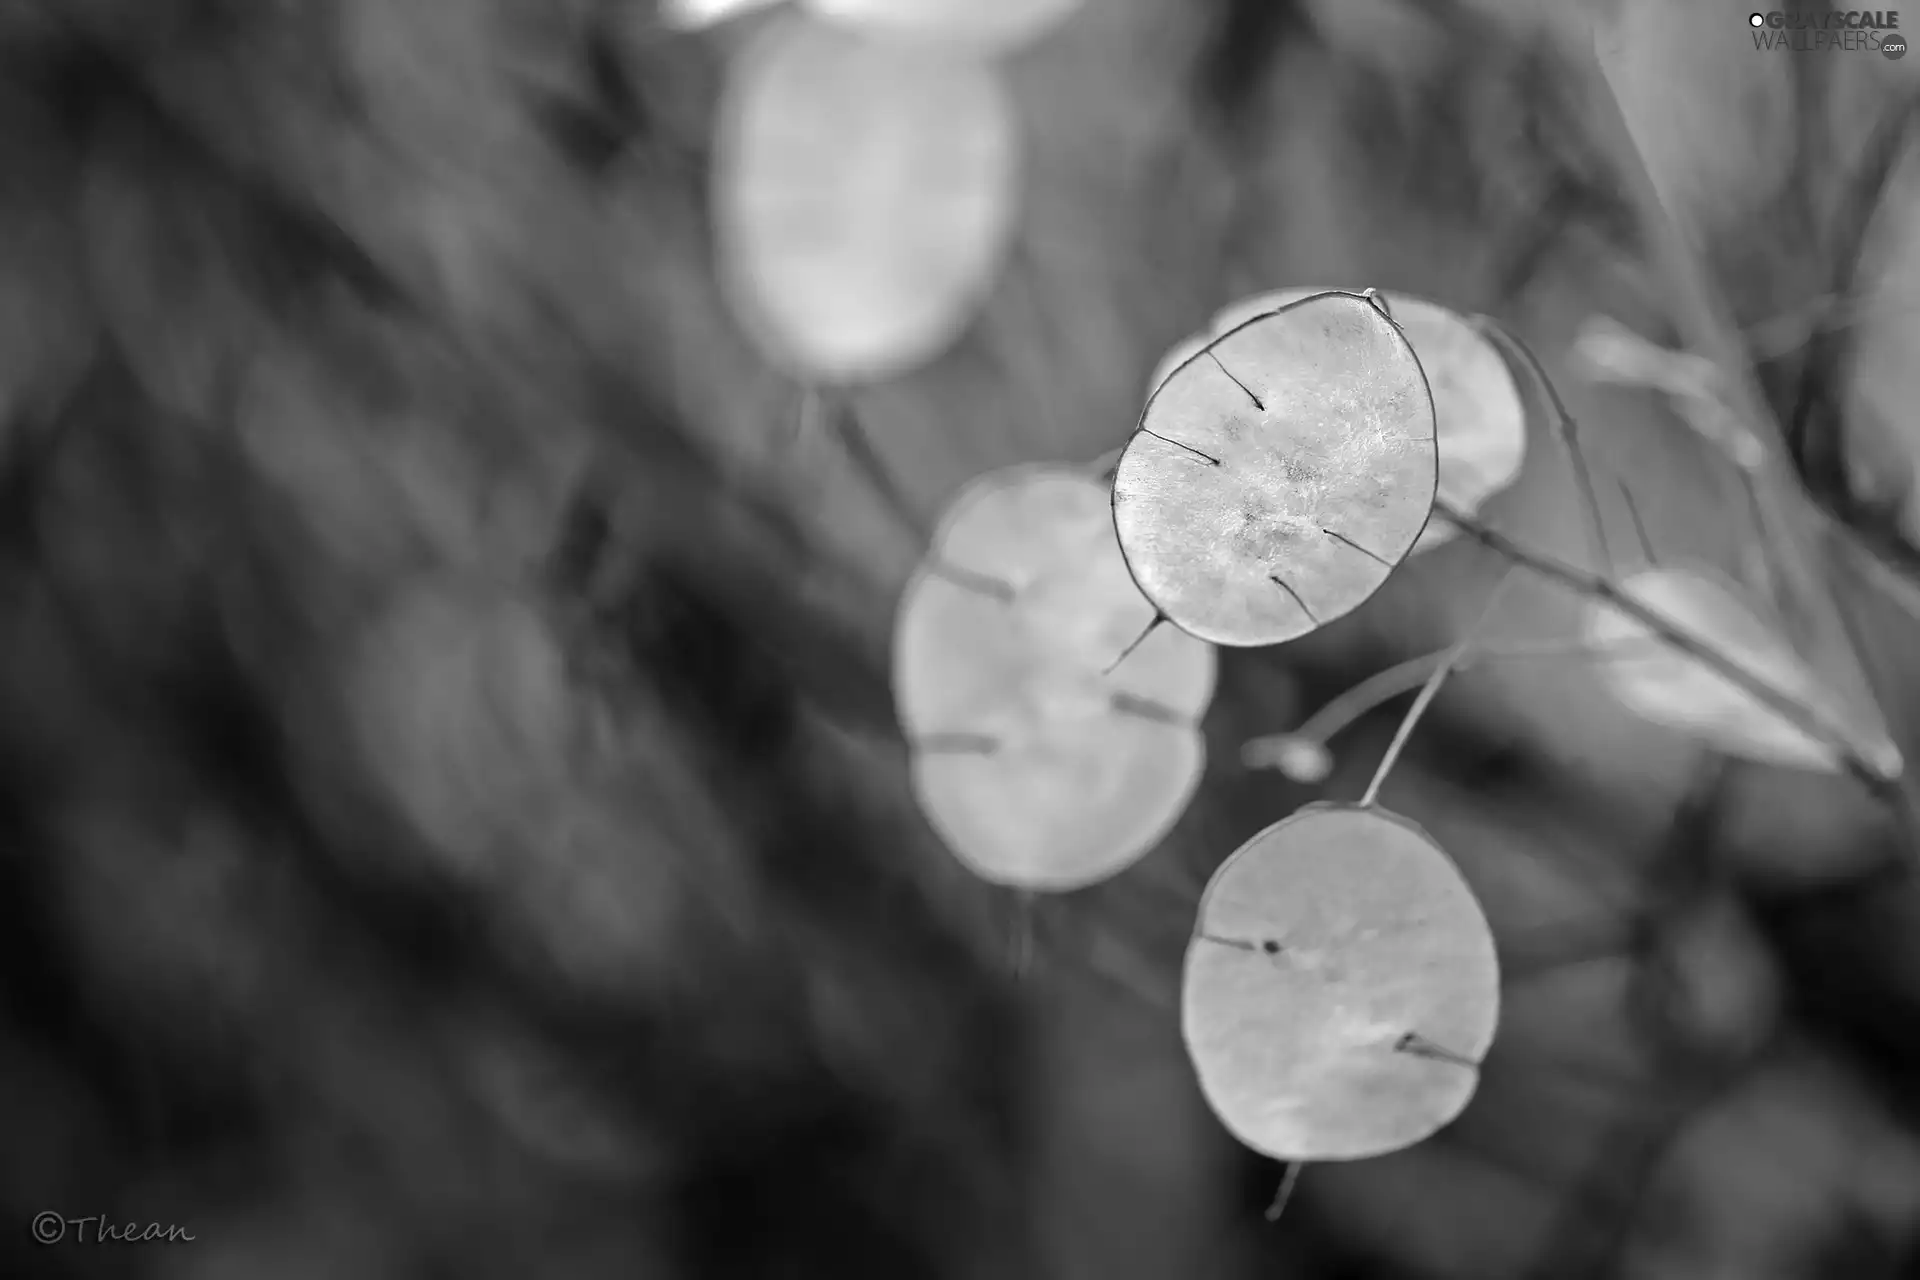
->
805, 383, 933, 543
1242, 635, 1667, 769
1435, 499, 1901, 790
1617, 480, 1658, 568
1477, 316, 1615, 573
1263, 1161, 1305, 1223
1103, 613, 1162, 675
1358, 567, 1521, 808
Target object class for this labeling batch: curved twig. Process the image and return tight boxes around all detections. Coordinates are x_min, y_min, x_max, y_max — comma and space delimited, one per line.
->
1476, 316, 1616, 573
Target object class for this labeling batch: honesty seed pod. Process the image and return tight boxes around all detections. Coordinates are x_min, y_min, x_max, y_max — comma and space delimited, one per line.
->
1149, 286, 1527, 556
1115, 290, 1438, 648
1182, 803, 1500, 1162
713, 12, 1019, 383
893, 465, 1216, 890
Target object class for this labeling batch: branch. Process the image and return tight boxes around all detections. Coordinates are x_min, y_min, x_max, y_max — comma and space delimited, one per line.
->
1434, 500, 1901, 796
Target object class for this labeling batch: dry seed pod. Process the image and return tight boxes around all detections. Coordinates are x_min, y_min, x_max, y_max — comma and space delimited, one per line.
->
910, 715, 1205, 891
895, 465, 1216, 732
894, 465, 1216, 890
1175, 286, 1526, 554
1581, 565, 1865, 774
1116, 291, 1437, 647
713, 12, 1017, 382
1182, 803, 1500, 1162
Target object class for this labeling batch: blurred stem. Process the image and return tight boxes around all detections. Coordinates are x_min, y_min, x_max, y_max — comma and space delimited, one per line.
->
804, 382, 933, 543
1358, 567, 1520, 808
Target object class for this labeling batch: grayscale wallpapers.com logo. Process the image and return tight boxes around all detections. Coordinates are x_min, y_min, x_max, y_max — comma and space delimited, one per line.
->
1748, 10, 1907, 57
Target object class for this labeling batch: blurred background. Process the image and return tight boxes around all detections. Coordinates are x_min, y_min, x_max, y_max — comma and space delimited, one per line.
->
2, 0, 1919, 1277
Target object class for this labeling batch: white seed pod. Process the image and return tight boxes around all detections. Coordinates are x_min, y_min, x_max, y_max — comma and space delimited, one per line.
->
894, 465, 1217, 890
1182, 803, 1500, 1162
1115, 291, 1438, 647
803, 0, 1083, 55
712, 12, 1018, 383
909, 715, 1206, 892
659, 0, 786, 30
1580, 564, 1873, 774
1198, 287, 1527, 553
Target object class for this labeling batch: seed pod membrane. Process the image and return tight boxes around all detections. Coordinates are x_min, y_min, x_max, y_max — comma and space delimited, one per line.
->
893, 465, 1216, 890
1182, 803, 1500, 1161
1115, 291, 1438, 648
